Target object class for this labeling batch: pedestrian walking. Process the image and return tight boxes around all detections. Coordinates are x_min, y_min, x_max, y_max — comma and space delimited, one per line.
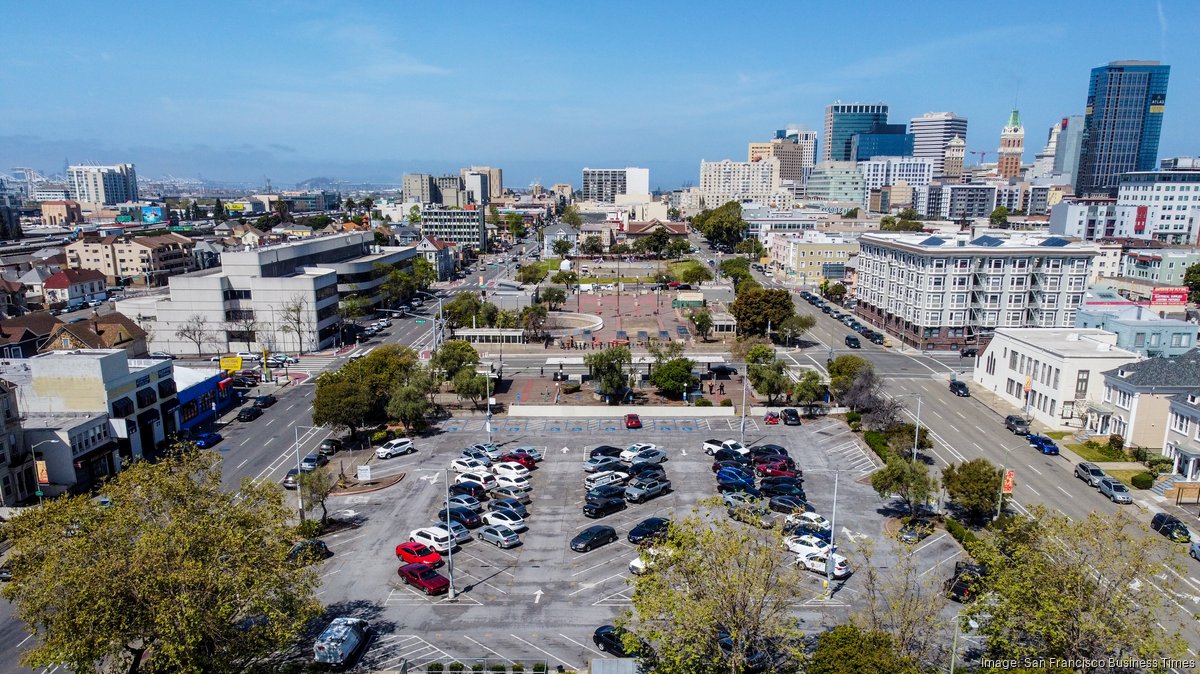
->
719, 383, 725, 395
709, 383, 714, 394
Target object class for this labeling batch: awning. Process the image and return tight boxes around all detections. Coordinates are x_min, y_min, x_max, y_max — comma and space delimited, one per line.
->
217, 377, 233, 391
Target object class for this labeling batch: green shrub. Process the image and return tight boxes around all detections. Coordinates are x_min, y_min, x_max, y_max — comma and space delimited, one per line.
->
1147, 456, 1174, 475
427, 665, 445, 673
945, 518, 978, 549
511, 665, 524, 673
848, 421, 861, 432
472, 665, 484, 673
295, 519, 322, 540
720, 398, 734, 407
1107, 434, 1125, 454
448, 663, 465, 673
562, 383, 581, 394
1130, 471, 1155, 490
695, 398, 713, 407
532, 665, 547, 674
370, 429, 393, 445
490, 665, 507, 673
863, 430, 895, 463
846, 411, 862, 425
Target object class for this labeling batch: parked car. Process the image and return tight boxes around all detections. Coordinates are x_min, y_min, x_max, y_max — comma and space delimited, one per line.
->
488, 497, 528, 518
498, 453, 537, 470
493, 486, 531, 503
787, 512, 831, 531
395, 541, 442, 567
509, 446, 544, 462
716, 466, 755, 483
481, 509, 527, 532
768, 495, 811, 515
237, 407, 262, 422
748, 443, 789, 459
583, 455, 623, 473
760, 481, 806, 499
713, 448, 752, 464
376, 438, 416, 459
1098, 477, 1133, 504
590, 444, 624, 458
318, 438, 343, 456
949, 381, 970, 397
193, 432, 222, 448
583, 497, 627, 519
624, 413, 642, 429
625, 477, 671, 503
727, 504, 775, 529
627, 517, 671, 544
281, 468, 299, 490
495, 474, 531, 491
897, 518, 934, 544
781, 408, 802, 426
312, 617, 369, 668
299, 453, 328, 472
451, 457, 488, 473
397, 563, 450, 595
755, 460, 797, 478
784, 534, 831, 556
796, 551, 851, 579
585, 470, 630, 491
944, 561, 986, 602
287, 539, 332, 565
620, 443, 658, 462
704, 439, 747, 456
455, 471, 498, 491
478, 524, 521, 548
1150, 513, 1192, 543
716, 478, 760, 496
448, 494, 482, 512
460, 448, 493, 466
844, 335, 861, 349
253, 394, 277, 408
148, 351, 176, 360
763, 411, 780, 425
430, 520, 471, 544
593, 625, 651, 658
1074, 462, 1107, 487
448, 482, 489, 502
492, 461, 530, 480
466, 442, 505, 460
571, 525, 618, 552
628, 463, 667, 481
1004, 415, 1030, 435
436, 507, 482, 529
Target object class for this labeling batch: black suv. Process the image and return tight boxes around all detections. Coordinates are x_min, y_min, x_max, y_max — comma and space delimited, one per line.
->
960, 348, 978, 358
583, 497, 626, 519
237, 406, 262, 422
781, 409, 802, 426
253, 394, 277, 409
944, 561, 986, 602
949, 381, 970, 397
1150, 513, 1191, 543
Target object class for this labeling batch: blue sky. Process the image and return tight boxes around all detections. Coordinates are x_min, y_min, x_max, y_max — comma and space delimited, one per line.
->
1, 0, 1197, 190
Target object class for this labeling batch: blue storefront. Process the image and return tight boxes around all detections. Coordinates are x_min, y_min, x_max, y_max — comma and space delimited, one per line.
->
173, 366, 239, 433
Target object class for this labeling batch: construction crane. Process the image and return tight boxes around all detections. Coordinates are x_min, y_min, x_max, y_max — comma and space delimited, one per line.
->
968, 151, 990, 166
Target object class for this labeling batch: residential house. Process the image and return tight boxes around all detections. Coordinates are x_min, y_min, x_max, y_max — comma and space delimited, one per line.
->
0, 279, 27, 318
623, 220, 690, 243
42, 268, 106, 307
580, 221, 619, 252
1163, 392, 1200, 494
227, 225, 265, 247
273, 223, 314, 239
40, 312, 149, 358
542, 222, 579, 257
19, 267, 53, 308
0, 380, 34, 506
1087, 348, 1200, 450
65, 233, 196, 286
192, 240, 223, 270
416, 236, 455, 280
0, 312, 63, 357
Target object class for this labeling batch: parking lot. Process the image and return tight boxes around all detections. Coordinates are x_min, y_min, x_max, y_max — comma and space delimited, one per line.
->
309, 415, 964, 672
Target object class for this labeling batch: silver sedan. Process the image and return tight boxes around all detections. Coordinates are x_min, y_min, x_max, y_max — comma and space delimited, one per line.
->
632, 448, 667, 464
478, 524, 521, 548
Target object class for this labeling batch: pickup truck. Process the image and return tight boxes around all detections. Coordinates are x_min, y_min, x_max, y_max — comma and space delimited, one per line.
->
625, 477, 672, 503
703, 439, 748, 456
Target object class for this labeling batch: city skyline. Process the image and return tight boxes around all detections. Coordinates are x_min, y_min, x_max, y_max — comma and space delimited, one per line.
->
1, 0, 1197, 189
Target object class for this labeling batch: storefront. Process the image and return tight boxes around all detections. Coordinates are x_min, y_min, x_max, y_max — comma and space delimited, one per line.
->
173, 367, 238, 433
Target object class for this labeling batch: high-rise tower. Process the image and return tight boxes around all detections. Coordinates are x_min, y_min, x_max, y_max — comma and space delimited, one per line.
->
997, 110, 1025, 179
909, 112, 968, 176
1076, 60, 1170, 195
823, 103, 888, 162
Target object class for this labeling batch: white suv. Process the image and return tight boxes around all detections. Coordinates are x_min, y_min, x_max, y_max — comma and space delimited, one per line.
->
455, 471, 498, 491
409, 527, 453, 552
236, 351, 262, 361
375, 438, 415, 459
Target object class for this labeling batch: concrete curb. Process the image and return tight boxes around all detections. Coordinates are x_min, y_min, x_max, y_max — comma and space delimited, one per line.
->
331, 472, 406, 496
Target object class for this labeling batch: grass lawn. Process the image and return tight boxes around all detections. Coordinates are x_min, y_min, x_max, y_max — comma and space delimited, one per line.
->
527, 258, 562, 275
1065, 441, 1127, 463
1104, 469, 1145, 489
669, 260, 707, 278
1045, 430, 1073, 440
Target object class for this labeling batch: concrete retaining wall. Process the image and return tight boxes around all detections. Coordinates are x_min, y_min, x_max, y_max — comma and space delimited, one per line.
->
508, 405, 736, 418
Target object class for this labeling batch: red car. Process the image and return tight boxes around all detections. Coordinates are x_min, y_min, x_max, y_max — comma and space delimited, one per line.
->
756, 460, 797, 478
625, 414, 642, 429
764, 412, 780, 425
666, 281, 681, 288
752, 453, 796, 469
499, 453, 537, 470
398, 562, 450, 595
395, 541, 443, 567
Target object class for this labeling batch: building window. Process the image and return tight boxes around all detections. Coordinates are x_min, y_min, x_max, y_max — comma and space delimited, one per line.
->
1171, 412, 1191, 435
1115, 390, 1133, 410
1062, 400, 1074, 419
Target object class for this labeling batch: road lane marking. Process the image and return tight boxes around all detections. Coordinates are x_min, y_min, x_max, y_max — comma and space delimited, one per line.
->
1055, 485, 1070, 496
1026, 485, 1041, 496
1027, 464, 1042, 475
236, 459, 249, 469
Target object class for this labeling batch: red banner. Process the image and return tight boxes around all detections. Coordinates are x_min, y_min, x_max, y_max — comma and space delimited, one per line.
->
1002, 469, 1015, 494
1134, 206, 1148, 234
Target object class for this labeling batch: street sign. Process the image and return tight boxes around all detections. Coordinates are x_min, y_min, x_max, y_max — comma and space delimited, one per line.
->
415, 318, 426, 324
220, 356, 243, 372
356, 465, 372, 482
1002, 469, 1015, 494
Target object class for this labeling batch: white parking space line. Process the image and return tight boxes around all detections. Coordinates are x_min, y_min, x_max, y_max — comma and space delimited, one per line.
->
1056, 485, 1070, 496
568, 572, 627, 597
456, 568, 508, 594
571, 558, 619, 577
1027, 485, 1042, 496
918, 551, 961, 578
462, 635, 515, 664
508, 634, 580, 671
911, 533, 947, 555
559, 633, 606, 657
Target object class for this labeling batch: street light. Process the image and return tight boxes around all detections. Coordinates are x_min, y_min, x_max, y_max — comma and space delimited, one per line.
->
415, 290, 445, 353
738, 371, 749, 445
29, 439, 58, 505
442, 466, 458, 600
293, 425, 324, 521
892, 393, 923, 462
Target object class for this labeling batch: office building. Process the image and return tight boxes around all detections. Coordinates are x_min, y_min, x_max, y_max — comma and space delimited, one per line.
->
857, 157, 934, 214
41, 200, 83, 226
419, 206, 487, 251
1109, 164, 1200, 244
748, 138, 810, 184
974, 328, 1140, 430
997, 110, 1025, 179
432, 175, 465, 208
1048, 197, 1118, 240
699, 159, 781, 207
463, 172, 490, 206
461, 166, 504, 199
850, 124, 913, 161
1028, 121, 1060, 180
910, 112, 968, 176
926, 182, 998, 220
1088, 348, 1199, 449
1077, 60, 1170, 195
943, 136, 966, 178
1052, 116, 1085, 187
403, 173, 435, 204
806, 161, 866, 205
823, 103, 889, 162
67, 164, 138, 206
66, 233, 196, 286
854, 232, 1099, 350
581, 168, 649, 203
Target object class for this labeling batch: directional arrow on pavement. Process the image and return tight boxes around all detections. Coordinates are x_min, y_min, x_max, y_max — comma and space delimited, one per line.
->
680, 449, 687, 456
533, 589, 543, 604
419, 473, 440, 485
840, 526, 868, 543
561, 446, 571, 454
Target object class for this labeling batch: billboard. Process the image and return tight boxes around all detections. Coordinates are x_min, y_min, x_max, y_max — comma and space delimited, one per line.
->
1151, 287, 1188, 306
219, 356, 243, 372
225, 202, 246, 212
142, 206, 163, 224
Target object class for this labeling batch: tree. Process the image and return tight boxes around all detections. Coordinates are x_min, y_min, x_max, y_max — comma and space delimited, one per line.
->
729, 288, 795, 336
1183, 262, 1200, 303
298, 468, 337, 526
849, 538, 949, 664
828, 355, 872, 400
224, 313, 261, 352
552, 238, 573, 257
843, 367, 884, 412
213, 198, 227, 222
880, 219, 924, 232
621, 505, 810, 674
734, 238, 765, 258
387, 384, 430, 432
691, 311, 714, 341
505, 212, 526, 239
487, 204, 500, 225
649, 357, 697, 400
989, 205, 1010, 225
790, 370, 823, 405
664, 239, 691, 259
551, 270, 578, 288
411, 257, 437, 290
808, 625, 920, 674
691, 201, 747, 248
540, 286, 566, 310
520, 303, 548, 338
611, 242, 631, 255
407, 204, 421, 224
679, 264, 713, 285
942, 458, 1003, 523
311, 377, 374, 440
379, 264, 415, 307
430, 339, 479, 381
633, 229, 671, 255
777, 314, 815, 347
896, 207, 921, 221
452, 369, 488, 409
444, 293, 485, 328
744, 344, 775, 365
560, 204, 583, 228
647, 339, 686, 365
749, 362, 788, 404
495, 309, 518, 329
580, 235, 604, 255
871, 457, 938, 515
718, 257, 751, 279
0, 448, 320, 674
861, 394, 904, 430
585, 345, 632, 403
339, 294, 368, 326
826, 283, 847, 301
966, 506, 1190, 666
175, 313, 216, 356
841, 207, 860, 219
278, 295, 312, 355
345, 197, 357, 211
515, 264, 548, 286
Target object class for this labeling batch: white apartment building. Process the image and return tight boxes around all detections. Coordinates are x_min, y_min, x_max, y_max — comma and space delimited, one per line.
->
419, 207, 487, 251
1048, 197, 1118, 240
1163, 392, 1200, 486
926, 182, 998, 220
855, 232, 1099, 350
67, 164, 139, 206
1110, 165, 1200, 244
698, 159, 782, 207
910, 112, 968, 176
581, 168, 649, 203
974, 328, 1140, 430
857, 156, 933, 214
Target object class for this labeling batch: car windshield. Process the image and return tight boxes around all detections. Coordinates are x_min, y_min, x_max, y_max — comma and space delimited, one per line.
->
1112, 483, 1129, 493
1089, 468, 1104, 476
417, 569, 440, 581
410, 545, 431, 556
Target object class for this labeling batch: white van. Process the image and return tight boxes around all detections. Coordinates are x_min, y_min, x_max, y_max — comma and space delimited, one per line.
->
584, 470, 630, 490
313, 617, 369, 667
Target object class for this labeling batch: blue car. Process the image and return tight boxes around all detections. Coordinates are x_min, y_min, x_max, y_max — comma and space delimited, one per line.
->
1027, 434, 1059, 455
716, 478, 760, 497
716, 467, 754, 484
193, 432, 223, 448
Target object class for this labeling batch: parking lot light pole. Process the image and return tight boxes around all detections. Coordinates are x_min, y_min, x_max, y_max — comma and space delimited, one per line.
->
827, 470, 840, 588
739, 370, 749, 445
444, 467, 457, 600
893, 393, 923, 462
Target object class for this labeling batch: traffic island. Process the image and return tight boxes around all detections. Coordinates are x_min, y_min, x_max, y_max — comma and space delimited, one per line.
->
330, 471, 406, 496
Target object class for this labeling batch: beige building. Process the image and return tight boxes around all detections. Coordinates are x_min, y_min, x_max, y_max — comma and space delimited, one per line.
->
766, 232, 858, 287
0, 379, 33, 506
748, 138, 812, 184
552, 183, 573, 201
461, 166, 504, 199
1087, 349, 1200, 450
66, 233, 196, 286
41, 200, 84, 226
